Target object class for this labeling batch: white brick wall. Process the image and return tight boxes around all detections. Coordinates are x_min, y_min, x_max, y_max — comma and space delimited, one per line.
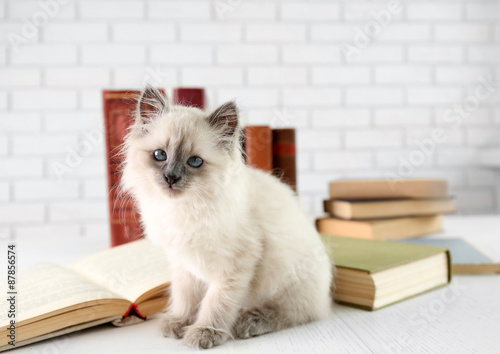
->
281, 3, 339, 20
14, 180, 79, 200
82, 44, 146, 64
345, 130, 403, 149
0, 182, 10, 202
9, 0, 76, 19
12, 134, 78, 155
283, 45, 341, 63
406, 3, 463, 21
0, 68, 41, 87
11, 45, 78, 64
408, 45, 464, 63
217, 45, 278, 63
248, 67, 308, 85
312, 109, 370, 128
12, 90, 78, 109
112, 23, 176, 42
151, 44, 212, 63
181, 67, 244, 86
0, 0, 498, 240
148, 1, 210, 20
46, 68, 110, 87
44, 23, 108, 42
80, 1, 144, 19
246, 24, 307, 42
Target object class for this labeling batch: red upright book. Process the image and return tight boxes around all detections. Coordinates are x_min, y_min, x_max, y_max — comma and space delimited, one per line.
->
103, 88, 206, 247
102, 90, 144, 247
172, 88, 205, 109
272, 129, 297, 192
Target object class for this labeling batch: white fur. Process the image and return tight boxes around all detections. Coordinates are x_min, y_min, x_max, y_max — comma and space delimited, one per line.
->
122, 94, 333, 349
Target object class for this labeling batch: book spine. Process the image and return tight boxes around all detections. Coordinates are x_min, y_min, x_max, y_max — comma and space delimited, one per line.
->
329, 180, 448, 200
272, 128, 297, 192
172, 88, 206, 110
102, 90, 148, 247
244, 126, 273, 172
123, 303, 146, 319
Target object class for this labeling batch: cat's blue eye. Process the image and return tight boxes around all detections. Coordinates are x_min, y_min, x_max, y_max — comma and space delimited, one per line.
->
187, 156, 203, 168
153, 149, 167, 161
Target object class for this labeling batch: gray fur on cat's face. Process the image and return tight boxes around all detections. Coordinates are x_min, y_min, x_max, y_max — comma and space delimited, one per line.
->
123, 86, 240, 199
147, 133, 208, 196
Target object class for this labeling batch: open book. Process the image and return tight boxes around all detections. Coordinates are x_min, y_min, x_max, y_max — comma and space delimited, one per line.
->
0, 240, 170, 351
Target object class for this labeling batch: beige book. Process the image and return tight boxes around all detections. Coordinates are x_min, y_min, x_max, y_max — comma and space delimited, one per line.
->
323, 198, 455, 219
0, 239, 171, 351
316, 215, 442, 240
321, 235, 451, 310
329, 179, 448, 200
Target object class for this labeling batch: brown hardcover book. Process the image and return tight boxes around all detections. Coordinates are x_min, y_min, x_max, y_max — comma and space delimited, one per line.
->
272, 128, 297, 192
316, 215, 442, 240
329, 179, 448, 200
244, 125, 273, 171
323, 198, 455, 220
102, 90, 144, 247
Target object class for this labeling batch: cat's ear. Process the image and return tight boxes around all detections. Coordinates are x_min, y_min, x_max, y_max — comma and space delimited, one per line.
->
207, 101, 239, 142
136, 85, 168, 125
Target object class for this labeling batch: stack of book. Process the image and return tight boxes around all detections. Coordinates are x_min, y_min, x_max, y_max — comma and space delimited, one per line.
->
243, 126, 297, 192
316, 179, 455, 240
316, 179, 456, 310
319, 179, 499, 311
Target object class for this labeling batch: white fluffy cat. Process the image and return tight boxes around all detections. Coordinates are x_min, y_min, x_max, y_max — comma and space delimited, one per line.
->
121, 86, 333, 349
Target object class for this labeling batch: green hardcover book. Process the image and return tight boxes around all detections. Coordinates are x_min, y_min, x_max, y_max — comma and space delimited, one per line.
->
321, 235, 451, 311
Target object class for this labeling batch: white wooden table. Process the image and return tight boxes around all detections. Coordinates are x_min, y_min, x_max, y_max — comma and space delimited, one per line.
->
9, 215, 500, 354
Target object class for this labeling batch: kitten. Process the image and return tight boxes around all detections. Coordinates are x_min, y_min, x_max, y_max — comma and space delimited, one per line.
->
121, 86, 333, 349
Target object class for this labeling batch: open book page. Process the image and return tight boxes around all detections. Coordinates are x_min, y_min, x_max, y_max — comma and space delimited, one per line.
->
71, 239, 171, 303
0, 263, 123, 327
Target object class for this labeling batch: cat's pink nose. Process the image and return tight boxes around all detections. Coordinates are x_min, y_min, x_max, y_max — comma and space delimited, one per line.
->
165, 174, 181, 186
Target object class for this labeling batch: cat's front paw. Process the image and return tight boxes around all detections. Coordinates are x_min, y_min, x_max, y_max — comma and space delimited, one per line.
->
233, 309, 266, 339
159, 314, 189, 339
183, 325, 228, 349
